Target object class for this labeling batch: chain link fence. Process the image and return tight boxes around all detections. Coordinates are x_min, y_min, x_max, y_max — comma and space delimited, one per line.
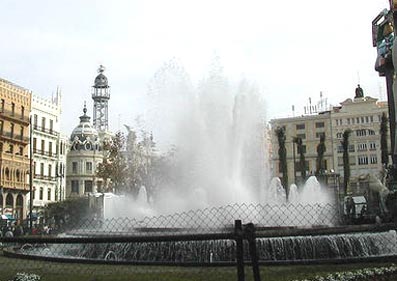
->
0, 203, 396, 281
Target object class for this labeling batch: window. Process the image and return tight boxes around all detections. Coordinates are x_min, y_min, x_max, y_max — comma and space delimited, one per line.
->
337, 145, 343, 153
296, 124, 305, 130
41, 117, 46, 131
365, 116, 369, 123
33, 114, 38, 129
368, 129, 376, 135
39, 187, 44, 200
358, 155, 369, 165
11, 103, 15, 115
40, 163, 44, 176
369, 142, 376, 150
84, 180, 93, 193
361, 117, 364, 123
47, 188, 51, 201
16, 170, 20, 181
336, 132, 342, 139
370, 155, 378, 164
49, 119, 53, 133
296, 133, 306, 140
316, 132, 325, 139
19, 146, 23, 156
0, 99, 4, 112
347, 118, 351, 125
86, 162, 93, 173
8, 144, 13, 154
48, 141, 52, 156
0, 120, 3, 134
48, 164, 52, 177
21, 106, 24, 118
315, 122, 324, 128
41, 140, 45, 154
349, 144, 355, 152
297, 145, 306, 154
370, 116, 374, 122
357, 143, 367, 151
19, 126, 23, 140
71, 180, 79, 193
33, 138, 37, 153
356, 129, 366, 137
356, 117, 360, 124
32, 187, 36, 200
72, 162, 78, 173
10, 123, 14, 137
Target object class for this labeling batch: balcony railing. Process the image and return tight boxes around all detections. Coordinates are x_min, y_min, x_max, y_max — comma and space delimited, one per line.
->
0, 108, 29, 124
0, 130, 29, 143
34, 174, 57, 181
33, 125, 59, 137
33, 149, 57, 158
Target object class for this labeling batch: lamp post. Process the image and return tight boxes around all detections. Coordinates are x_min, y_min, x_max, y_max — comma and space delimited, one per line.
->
373, 3, 397, 188
29, 116, 33, 233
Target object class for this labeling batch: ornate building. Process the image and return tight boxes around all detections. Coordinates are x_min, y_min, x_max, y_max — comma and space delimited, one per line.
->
0, 78, 31, 221
270, 86, 390, 193
66, 105, 103, 197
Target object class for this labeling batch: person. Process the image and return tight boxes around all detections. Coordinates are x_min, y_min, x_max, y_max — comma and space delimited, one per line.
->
5, 227, 13, 238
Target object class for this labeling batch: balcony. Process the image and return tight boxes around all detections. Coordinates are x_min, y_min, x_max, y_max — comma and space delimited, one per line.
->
33, 125, 59, 137
0, 130, 29, 144
0, 109, 29, 125
33, 149, 57, 159
34, 174, 57, 182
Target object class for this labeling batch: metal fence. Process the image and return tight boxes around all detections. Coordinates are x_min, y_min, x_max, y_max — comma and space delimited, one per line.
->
0, 203, 396, 281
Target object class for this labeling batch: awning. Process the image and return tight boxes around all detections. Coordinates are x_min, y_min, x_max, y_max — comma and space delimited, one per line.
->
1, 214, 15, 220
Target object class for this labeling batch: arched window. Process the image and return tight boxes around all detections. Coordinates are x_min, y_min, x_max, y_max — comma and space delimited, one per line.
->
16, 194, 23, 207
5, 193, 13, 208
16, 169, 21, 182
5, 168, 10, 180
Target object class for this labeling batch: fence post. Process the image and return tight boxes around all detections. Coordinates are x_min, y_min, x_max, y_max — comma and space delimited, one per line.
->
245, 223, 261, 281
235, 220, 245, 281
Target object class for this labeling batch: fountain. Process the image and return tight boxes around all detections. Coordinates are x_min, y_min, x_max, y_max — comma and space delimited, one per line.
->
7, 59, 396, 264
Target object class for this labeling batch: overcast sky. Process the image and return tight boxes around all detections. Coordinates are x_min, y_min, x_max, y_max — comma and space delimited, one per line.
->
0, 0, 390, 136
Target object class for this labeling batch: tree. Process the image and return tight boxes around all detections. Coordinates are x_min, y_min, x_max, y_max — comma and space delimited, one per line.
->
276, 127, 288, 194
341, 129, 352, 196
293, 136, 306, 182
316, 134, 326, 174
96, 132, 127, 193
380, 112, 389, 166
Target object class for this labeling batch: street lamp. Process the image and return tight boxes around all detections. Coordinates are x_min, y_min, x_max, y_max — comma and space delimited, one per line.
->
29, 116, 33, 233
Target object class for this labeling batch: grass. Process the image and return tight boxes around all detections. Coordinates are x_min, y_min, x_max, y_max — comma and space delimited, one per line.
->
0, 253, 395, 281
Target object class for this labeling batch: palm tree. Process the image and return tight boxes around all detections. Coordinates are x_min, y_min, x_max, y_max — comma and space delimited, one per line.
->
341, 129, 352, 196
293, 137, 306, 183
275, 127, 288, 193
380, 112, 389, 166
316, 135, 326, 174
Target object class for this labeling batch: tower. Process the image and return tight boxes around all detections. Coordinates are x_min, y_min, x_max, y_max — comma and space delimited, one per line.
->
92, 65, 110, 134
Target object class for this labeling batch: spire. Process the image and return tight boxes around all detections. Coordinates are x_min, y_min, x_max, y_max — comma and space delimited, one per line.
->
80, 102, 90, 123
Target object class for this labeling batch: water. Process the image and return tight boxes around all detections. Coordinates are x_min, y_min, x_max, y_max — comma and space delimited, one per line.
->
105, 59, 333, 220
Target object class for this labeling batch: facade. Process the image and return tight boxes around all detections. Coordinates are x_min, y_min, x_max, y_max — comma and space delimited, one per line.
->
30, 91, 66, 218
270, 111, 333, 185
66, 105, 103, 197
270, 89, 390, 191
0, 78, 31, 221
65, 66, 113, 198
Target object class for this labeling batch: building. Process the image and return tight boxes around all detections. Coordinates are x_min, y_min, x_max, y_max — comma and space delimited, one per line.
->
65, 66, 113, 198
66, 105, 103, 197
270, 86, 390, 192
0, 78, 31, 221
30, 91, 66, 219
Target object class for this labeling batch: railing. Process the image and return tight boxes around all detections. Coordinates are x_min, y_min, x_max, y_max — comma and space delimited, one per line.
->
33, 174, 57, 181
33, 125, 59, 137
0, 130, 29, 143
0, 108, 29, 123
33, 149, 57, 158
1, 203, 397, 280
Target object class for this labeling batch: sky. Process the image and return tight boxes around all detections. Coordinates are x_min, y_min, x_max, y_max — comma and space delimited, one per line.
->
0, 0, 391, 136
